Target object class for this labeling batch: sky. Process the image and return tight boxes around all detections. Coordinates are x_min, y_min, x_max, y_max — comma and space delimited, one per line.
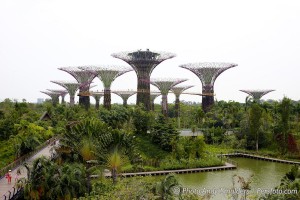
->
0, 0, 300, 104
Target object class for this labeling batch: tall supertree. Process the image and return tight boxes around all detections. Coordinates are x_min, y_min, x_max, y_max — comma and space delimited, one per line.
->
47, 89, 68, 104
51, 81, 80, 106
111, 49, 176, 111
58, 67, 97, 109
171, 85, 194, 118
112, 90, 136, 107
150, 78, 187, 117
240, 89, 275, 102
80, 66, 133, 110
179, 62, 237, 112
40, 91, 60, 106
90, 91, 104, 109
150, 92, 161, 111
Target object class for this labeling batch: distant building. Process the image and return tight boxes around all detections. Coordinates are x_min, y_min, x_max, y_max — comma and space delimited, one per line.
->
37, 98, 44, 104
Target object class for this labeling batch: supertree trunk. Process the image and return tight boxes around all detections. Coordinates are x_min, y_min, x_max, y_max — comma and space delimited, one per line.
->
79, 96, 90, 110
104, 88, 111, 110
202, 86, 214, 113
53, 97, 59, 106
123, 99, 128, 107
175, 96, 180, 118
161, 94, 168, 117
95, 99, 100, 109
61, 96, 65, 104
137, 73, 150, 110
151, 102, 155, 111
70, 95, 75, 106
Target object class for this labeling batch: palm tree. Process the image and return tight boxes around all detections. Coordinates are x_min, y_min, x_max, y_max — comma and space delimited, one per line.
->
23, 156, 51, 200
106, 148, 125, 184
154, 174, 182, 199
24, 157, 87, 200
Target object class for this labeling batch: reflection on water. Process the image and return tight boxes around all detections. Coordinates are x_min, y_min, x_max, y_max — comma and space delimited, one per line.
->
177, 158, 292, 199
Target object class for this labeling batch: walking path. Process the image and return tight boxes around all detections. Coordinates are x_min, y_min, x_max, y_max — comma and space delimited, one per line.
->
222, 152, 300, 165
0, 144, 54, 200
91, 162, 236, 179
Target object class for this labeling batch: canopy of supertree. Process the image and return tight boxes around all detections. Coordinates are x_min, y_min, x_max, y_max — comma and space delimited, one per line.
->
240, 89, 275, 101
111, 49, 176, 110
179, 62, 237, 112
80, 66, 133, 109
51, 81, 80, 106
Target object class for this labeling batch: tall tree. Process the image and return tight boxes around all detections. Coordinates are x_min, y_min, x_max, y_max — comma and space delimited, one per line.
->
249, 103, 263, 152
279, 97, 292, 153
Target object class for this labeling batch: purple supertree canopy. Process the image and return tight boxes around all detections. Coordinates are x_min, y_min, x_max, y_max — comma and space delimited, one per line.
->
179, 62, 237, 87
171, 85, 194, 97
112, 90, 137, 100
40, 91, 60, 99
47, 89, 68, 96
51, 81, 80, 96
58, 66, 97, 89
150, 78, 188, 95
79, 66, 133, 89
240, 89, 275, 100
111, 49, 176, 111
112, 49, 176, 66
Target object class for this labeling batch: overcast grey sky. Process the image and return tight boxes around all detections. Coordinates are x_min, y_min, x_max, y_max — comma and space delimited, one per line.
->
0, 0, 299, 104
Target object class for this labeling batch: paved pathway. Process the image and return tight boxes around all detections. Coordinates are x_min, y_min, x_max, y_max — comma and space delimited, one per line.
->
0, 144, 54, 200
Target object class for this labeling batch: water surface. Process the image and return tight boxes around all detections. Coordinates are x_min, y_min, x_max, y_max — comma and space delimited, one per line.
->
177, 157, 293, 199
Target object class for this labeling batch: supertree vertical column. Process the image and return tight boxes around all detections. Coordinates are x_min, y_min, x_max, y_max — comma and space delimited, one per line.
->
40, 91, 60, 106
111, 49, 176, 111
240, 89, 275, 102
150, 92, 161, 111
80, 66, 133, 110
58, 67, 97, 109
112, 90, 136, 107
51, 81, 80, 106
47, 89, 68, 104
180, 62, 237, 112
171, 85, 194, 118
151, 78, 187, 117
90, 91, 104, 109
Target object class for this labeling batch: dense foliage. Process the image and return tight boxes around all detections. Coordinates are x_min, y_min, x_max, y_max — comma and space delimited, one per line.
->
1, 97, 300, 199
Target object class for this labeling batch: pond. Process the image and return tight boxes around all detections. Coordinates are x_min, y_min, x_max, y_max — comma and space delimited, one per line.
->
177, 157, 293, 199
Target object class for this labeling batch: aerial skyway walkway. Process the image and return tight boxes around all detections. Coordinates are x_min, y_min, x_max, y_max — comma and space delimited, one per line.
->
0, 140, 56, 200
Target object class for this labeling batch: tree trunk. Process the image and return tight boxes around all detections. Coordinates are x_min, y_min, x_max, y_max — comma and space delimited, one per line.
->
104, 88, 111, 110
70, 95, 75, 106
112, 168, 117, 184
123, 99, 128, 107
61, 96, 65, 104
136, 72, 150, 111
175, 97, 180, 118
95, 98, 100, 109
202, 85, 214, 113
161, 94, 168, 117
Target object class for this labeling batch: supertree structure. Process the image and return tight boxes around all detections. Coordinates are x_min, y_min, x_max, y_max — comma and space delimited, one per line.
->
240, 89, 275, 102
150, 92, 161, 111
150, 78, 187, 117
58, 67, 97, 109
111, 49, 176, 111
40, 91, 60, 106
112, 90, 137, 107
80, 66, 133, 110
179, 62, 237, 112
51, 81, 80, 106
47, 89, 68, 104
171, 85, 194, 118
90, 91, 104, 109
